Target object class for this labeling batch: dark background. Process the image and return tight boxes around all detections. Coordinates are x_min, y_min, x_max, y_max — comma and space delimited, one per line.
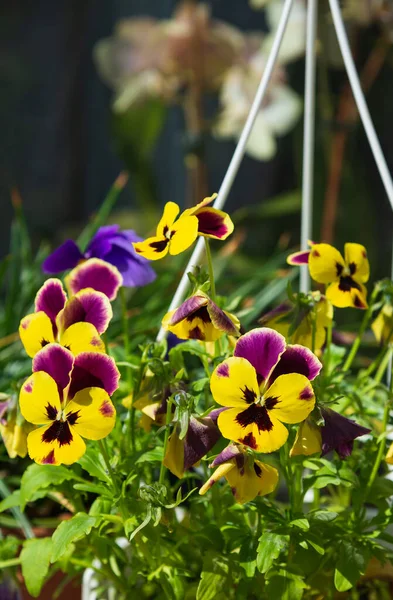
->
1, 0, 393, 274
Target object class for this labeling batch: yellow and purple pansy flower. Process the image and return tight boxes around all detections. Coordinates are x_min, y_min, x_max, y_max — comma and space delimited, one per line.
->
288, 243, 369, 309
199, 444, 278, 504
163, 415, 221, 479
210, 328, 321, 453
19, 279, 112, 358
260, 292, 333, 352
19, 344, 119, 465
42, 225, 156, 288
133, 202, 199, 260
66, 258, 122, 301
290, 407, 370, 458
162, 291, 240, 342
181, 194, 234, 241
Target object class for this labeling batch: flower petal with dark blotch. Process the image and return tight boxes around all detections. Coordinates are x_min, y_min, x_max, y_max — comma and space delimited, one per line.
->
66, 258, 123, 301
207, 299, 240, 336
169, 294, 208, 325
320, 407, 371, 458
35, 278, 67, 323
234, 328, 286, 384
183, 416, 221, 471
68, 352, 120, 399
287, 249, 310, 265
32, 343, 74, 393
268, 344, 322, 386
57, 289, 112, 335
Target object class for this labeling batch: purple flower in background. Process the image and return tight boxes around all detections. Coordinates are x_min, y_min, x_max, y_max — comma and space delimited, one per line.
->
43, 226, 156, 288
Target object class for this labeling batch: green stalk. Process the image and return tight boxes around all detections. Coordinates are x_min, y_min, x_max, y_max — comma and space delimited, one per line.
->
204, 238, 216, 302
364, 399, 391, 500
0, 557, 21, 569
120, 287, 135, 453
159, 399, 173, 485
342, 287, 379, 373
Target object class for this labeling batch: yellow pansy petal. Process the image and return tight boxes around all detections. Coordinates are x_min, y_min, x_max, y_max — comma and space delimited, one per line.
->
163, 312, 224, 342
326, 281, 368, 309
265, 373, 315, 424
372, 305, 393, 344
226, 459, 279, 504
308, 243, 345, 284
27, 424, 86, 466
217, 407, 289, 453
344, 243, 369, 283
19, 312, 55, 358
199, 462, 235, 495
20, 372, 61, 425
386, 441, 393, 465
156, 201, 180, 236
211, 357, 259, 408
133, 236, 169, 260
65, 387, 116, 441
290, 420, 322, 457
168, 216, 199, 255
163, 429, 185, 479
0, 421, 28, 459
60, 322, 105, 355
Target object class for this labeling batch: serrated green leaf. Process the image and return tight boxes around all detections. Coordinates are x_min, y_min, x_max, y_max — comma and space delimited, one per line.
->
20, 464, 77, 510
265, 570, 306, 600
196, 552, 229, 600
51, 513, 96, 562
257, 532, 289, 574
78, 447, 111, 483
21, 537, 53, 597
334, 540, 368, 592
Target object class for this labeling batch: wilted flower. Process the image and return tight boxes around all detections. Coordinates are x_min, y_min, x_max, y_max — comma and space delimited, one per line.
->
66, 259, 122, 301
19, 279, 111, 358
372, 304, 393, 345
43, 225, 156, 288
211, 328, 321, 452
260, 292, 333, 352
319, 407, 371, 458
19, 344, 119, 465
0, 395, 29, 459
162, 291, 240, 342
199, 443, 278, 504
288, 243, 370, 309
163, 415, 221, 478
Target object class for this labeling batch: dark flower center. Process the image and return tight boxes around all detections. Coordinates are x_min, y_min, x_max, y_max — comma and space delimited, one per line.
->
236, 404, 273, 432
186, 306, 211, 324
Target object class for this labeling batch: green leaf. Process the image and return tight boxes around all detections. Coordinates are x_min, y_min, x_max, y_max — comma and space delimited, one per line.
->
51, 512, 96, 562
290, 518, 309, 531
73, 482, 111, 496
265, 570, 306, 600
136, 447, 164, 464
78, 447, 111, 483
334, 540, 368, 592
20, 537, 53, 597
0, 536, 20, 560
0, 490, 21, 513
196, 552, 229, 600
20, 464, 77, 510
308, 510, 338, 523
257, 532, 289, 574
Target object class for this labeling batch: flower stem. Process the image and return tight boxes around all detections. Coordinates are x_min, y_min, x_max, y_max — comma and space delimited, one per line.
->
120, 287, 136, 453
204, 238, 216, 302
159, 399, 173, 485
342, 287, 379, 373
99, 439, 120, 495
365, 399, 391, 500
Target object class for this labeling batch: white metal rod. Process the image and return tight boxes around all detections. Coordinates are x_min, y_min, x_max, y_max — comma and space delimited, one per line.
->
156, 0, 295, 342
329, 0, 393, 209
300, 0, 318, 294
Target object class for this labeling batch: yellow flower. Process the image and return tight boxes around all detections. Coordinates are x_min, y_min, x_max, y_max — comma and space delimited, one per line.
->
288, 243, 369, 309
19, 344, 118, 465
386, 441, 393, 465
199, 444, 278, 504
0, 419, 30, 459
290, 419, 322, 457
133, 202, 199, 260
181, 194, 234, 240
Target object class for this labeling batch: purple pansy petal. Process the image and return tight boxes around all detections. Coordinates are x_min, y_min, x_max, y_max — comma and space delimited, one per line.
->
170, 295, 208, 325
57, 289, 112, 335
35, 279, 67, 323
85, 225, 120, 257
67, 258, 122, 301
320, 407, 371, 458
68, 352, 120, 398
234, 328, 286, 384
268, 344, 322, 385
287, 250, 311, 266
42, 240, 83, 274
209, 407, 229, 423
195, 208, 232, 240
118, 256, 156, 287
32, 343, 74, 391
211, 444, 241, 467
258, 301, 292, 325
183, 416, 221, 471
207, 300, 240, 336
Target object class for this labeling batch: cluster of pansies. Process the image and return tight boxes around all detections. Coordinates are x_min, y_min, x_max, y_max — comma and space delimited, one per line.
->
3, 195, 382, 506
